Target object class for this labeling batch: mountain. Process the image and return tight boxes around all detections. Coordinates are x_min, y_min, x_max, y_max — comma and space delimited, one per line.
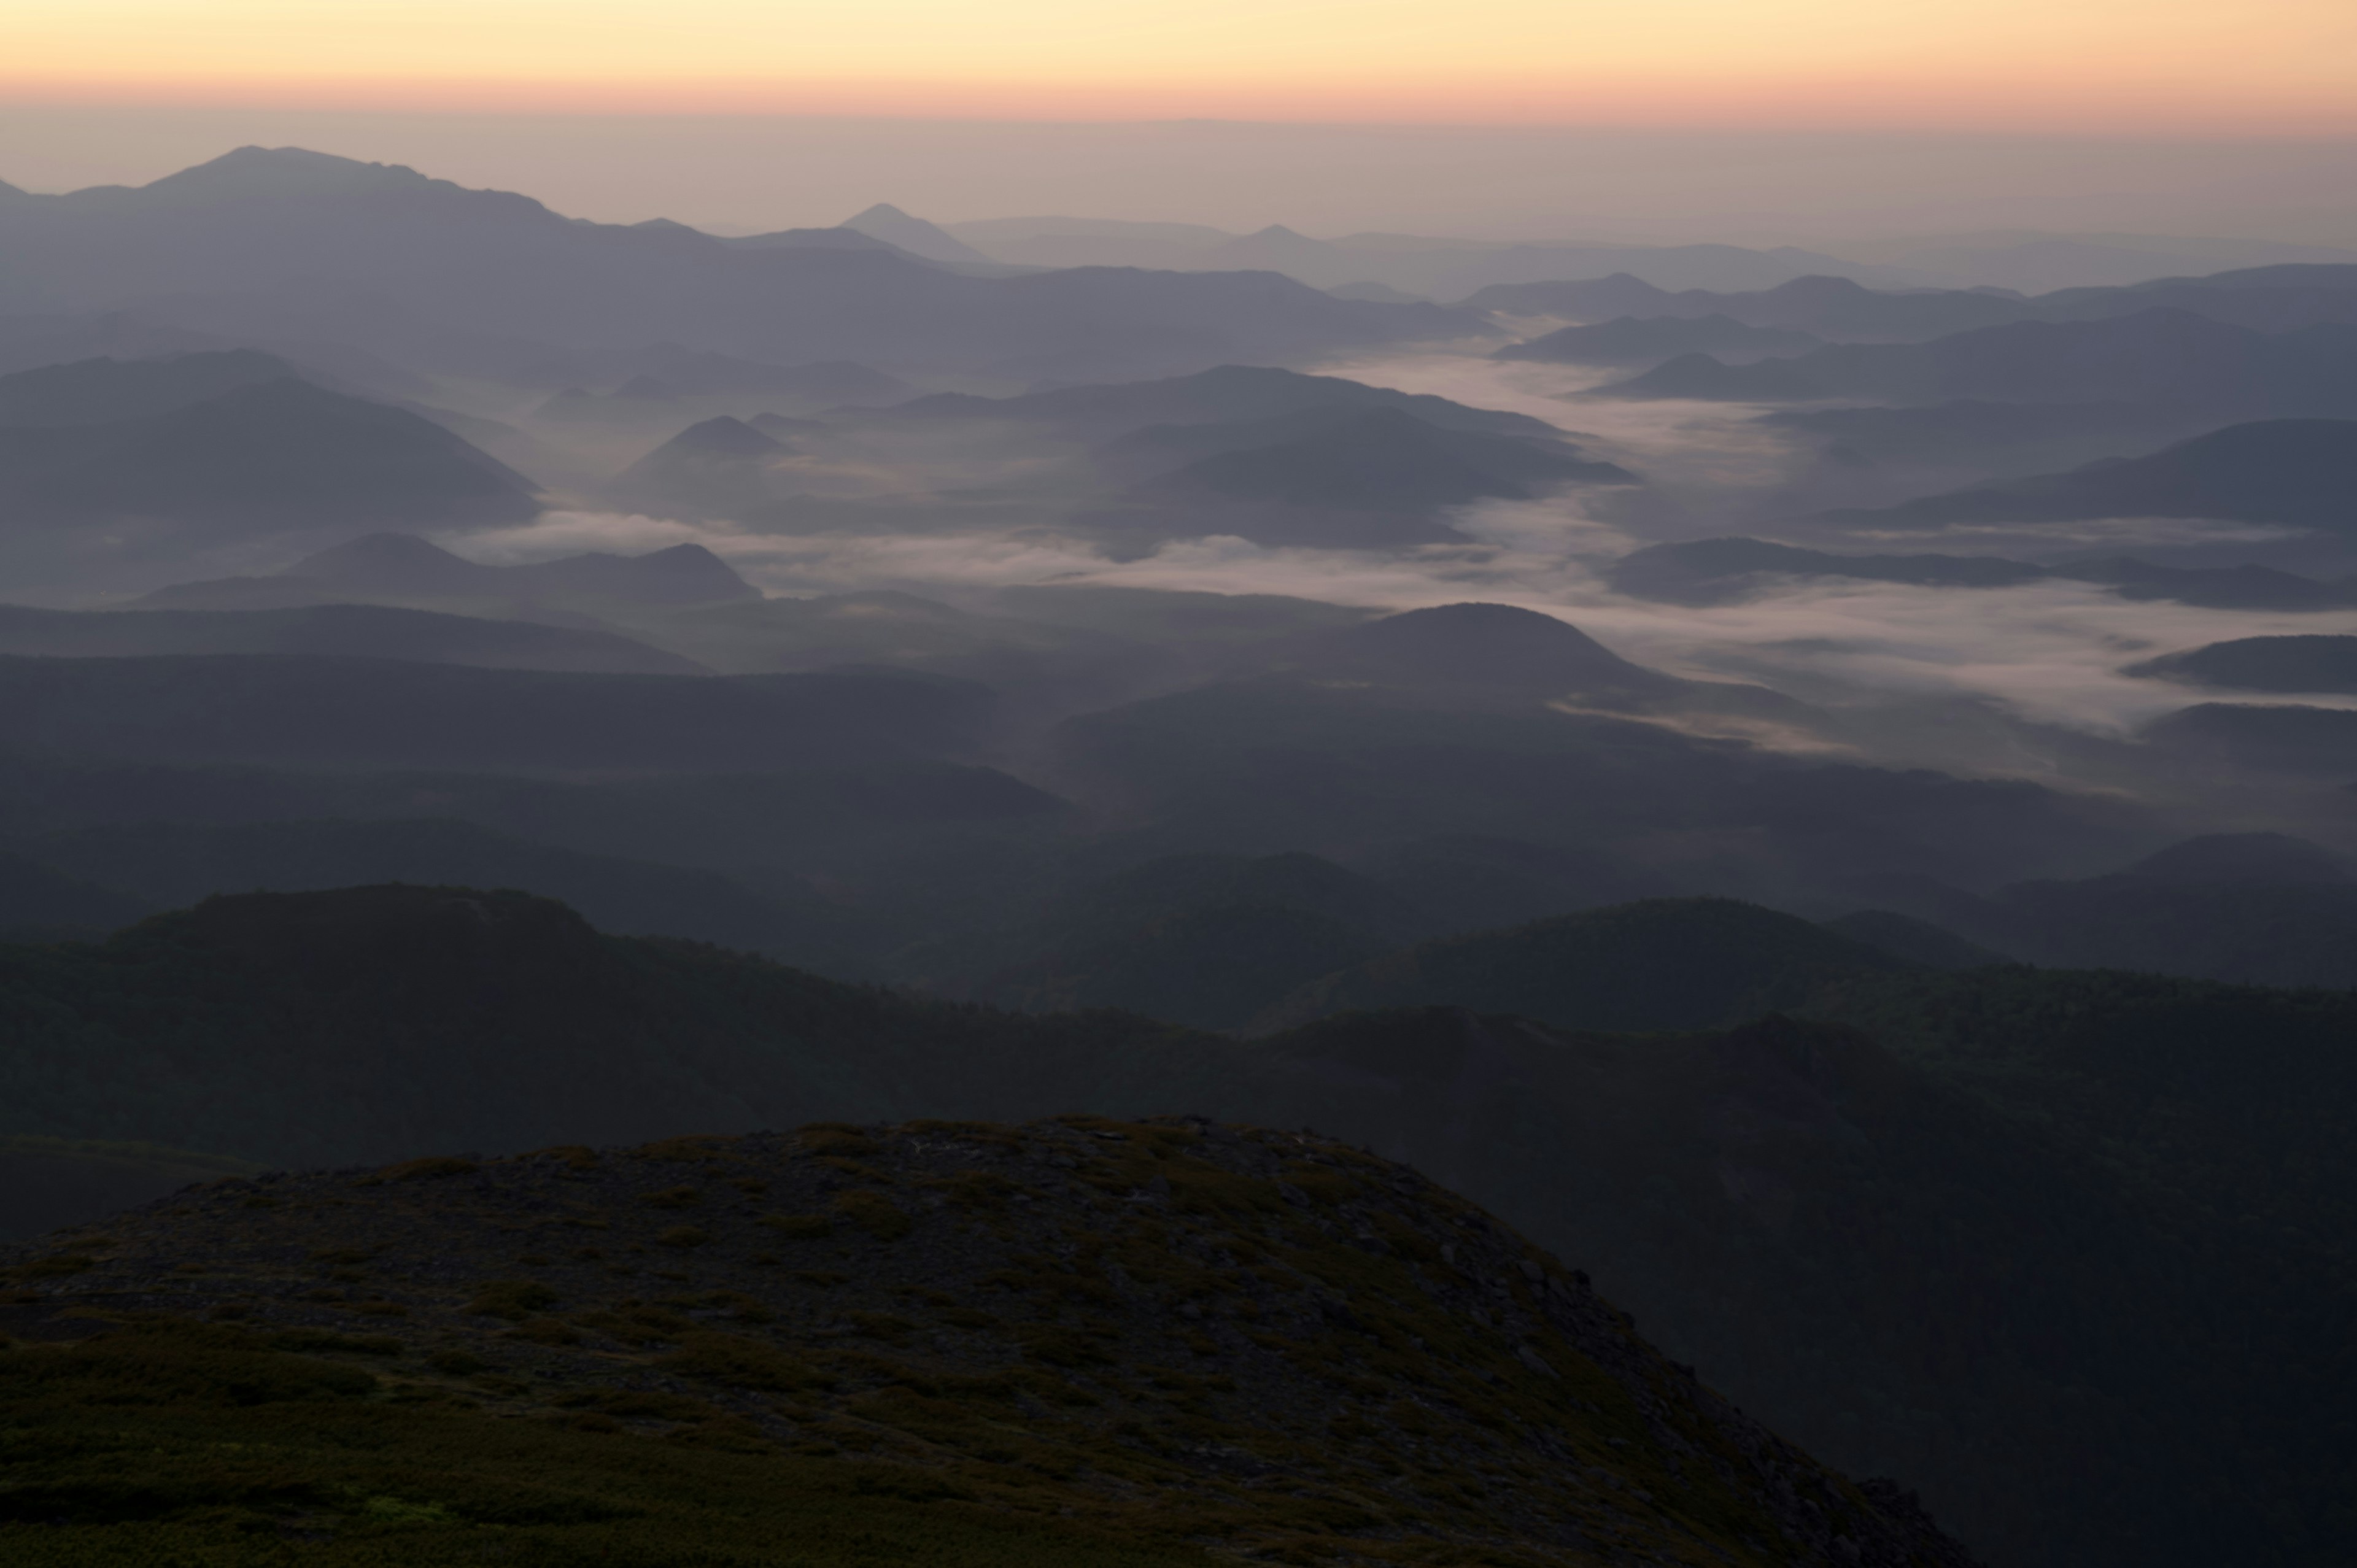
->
12, 816, 829, 962
889, 362, 1558, 442
0, 848, 149, 939
603, 416, 789, 517
0, 747, 1069, 964
839, 201, 996, 266
1969, 833, 2357, 987
1466, 273, 2030, 341
139, 533, 761, 614
2143, 702, 2357, 775
1606, 538, 2047, 604
1496, 314, 1823, 365
530, 349, 913, 414
1045, 635, 2126, 913
2131, 633, 2357, 692
0, 655, 988, 773
1798, 419, 2357, 533
1088, 408, 1632, 549
907, 851, 1414, 1029
0, 601, 706, 676
1263, 602, 1679, 697
1595, 312, 2357, 414
1246, 897, 1905, 1035
0, 1114, 1976, 1568
1468, 263, 2357, 343
1757, 400, 2211, 475
0, 149, 1469, 384
0, 358, 538, 542
14, 882, 2357, 1564
0, 346, 301, 425
1604, 536, 2357, 611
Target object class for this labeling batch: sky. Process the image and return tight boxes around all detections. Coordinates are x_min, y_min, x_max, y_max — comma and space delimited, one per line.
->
4, 0, 2353, 242
9, 0, 2356, 132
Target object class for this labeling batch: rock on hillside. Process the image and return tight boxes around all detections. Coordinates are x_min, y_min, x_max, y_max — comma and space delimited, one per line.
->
1, 1119, 1978, 1567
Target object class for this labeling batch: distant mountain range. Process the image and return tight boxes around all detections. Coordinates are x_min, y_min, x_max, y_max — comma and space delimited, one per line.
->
950, 217, 2357, 297
1590, 311, 2357, 414
1476, 263, 2357, 344
0, 148, 1473, 384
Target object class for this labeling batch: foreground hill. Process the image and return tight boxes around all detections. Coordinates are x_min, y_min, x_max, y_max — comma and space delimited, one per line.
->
0, 1120, 1974, 1567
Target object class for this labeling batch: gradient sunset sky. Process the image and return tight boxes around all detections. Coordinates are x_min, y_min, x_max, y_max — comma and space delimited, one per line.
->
12, 0, 2355, 131
6, 0, 2354, 241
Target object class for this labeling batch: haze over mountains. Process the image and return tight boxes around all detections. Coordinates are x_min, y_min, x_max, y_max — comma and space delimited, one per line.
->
7, 139, 2357, 1568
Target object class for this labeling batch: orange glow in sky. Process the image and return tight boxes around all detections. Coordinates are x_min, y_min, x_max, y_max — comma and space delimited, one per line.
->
7, 0, 2355, 132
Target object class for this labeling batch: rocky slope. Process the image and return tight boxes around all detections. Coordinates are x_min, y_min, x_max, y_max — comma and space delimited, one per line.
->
0, 1119, 1977, 1567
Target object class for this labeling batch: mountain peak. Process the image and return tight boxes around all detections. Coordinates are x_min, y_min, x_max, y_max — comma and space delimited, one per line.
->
147, 146, 430, 196
661, 415, 786, 458
838, 203, 991, 266
1279, 602, 1682, 694
125, 146, 559, 223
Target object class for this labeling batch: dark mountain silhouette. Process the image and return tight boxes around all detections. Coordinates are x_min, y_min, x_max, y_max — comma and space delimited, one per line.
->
1090, 408, 1631, 547
0, 655, 987, 773
14, 816, 829, 961
0, 848, 150, 939
1596, 311, 2357, 414
1496, 313, 1823, 364
889, 362, 1558, 441
0, 749, 1068, 935
1245, 896, 1905, 1035
908, 851, 1415, 1029
0, 365, 538, 536
0, 601, 706, 675
1800, 419, 2357, 532
0, 148, 1469, 383
140, 533, 760, 613
1821, 908, 2007, 968
2132, 633, 2357, 692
